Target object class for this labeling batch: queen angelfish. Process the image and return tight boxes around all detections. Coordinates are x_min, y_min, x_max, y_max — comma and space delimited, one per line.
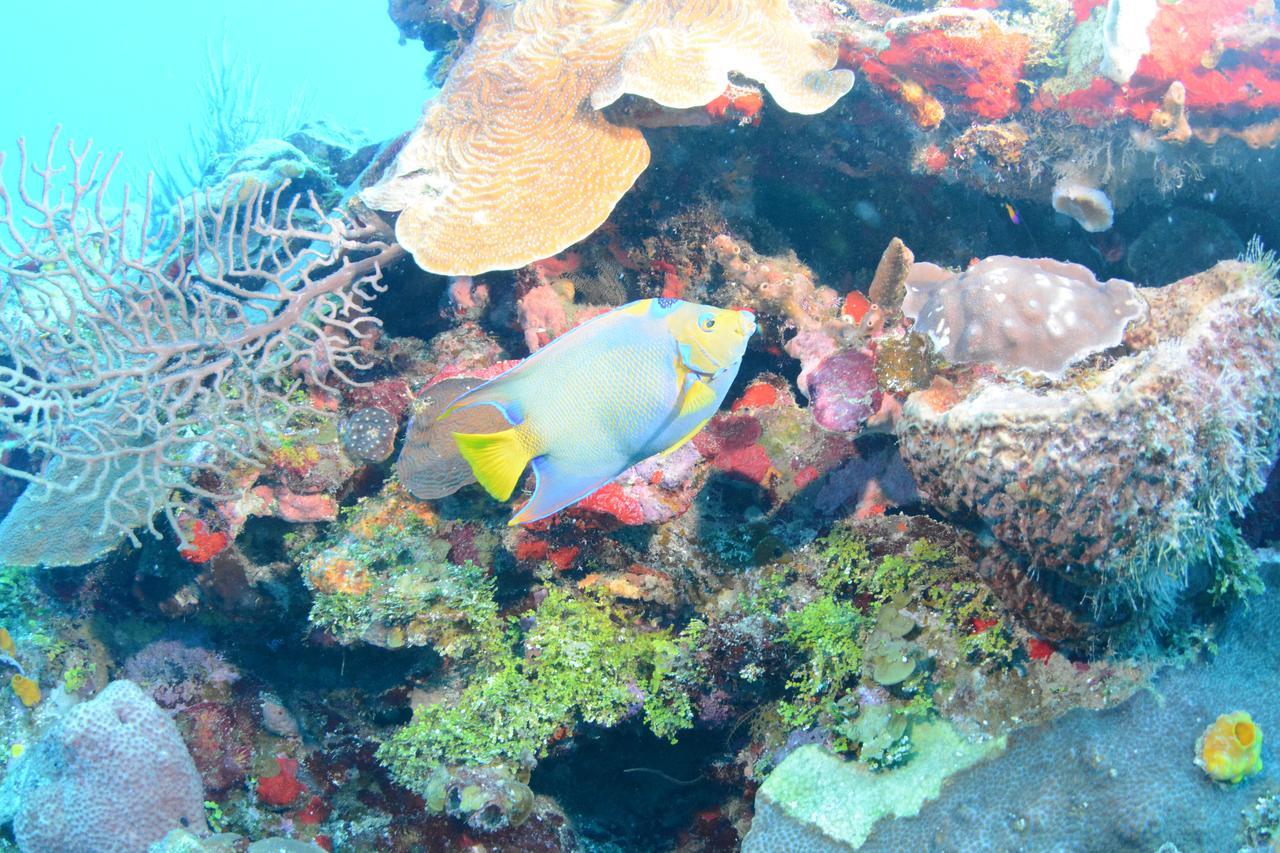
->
444, 298, 757, 524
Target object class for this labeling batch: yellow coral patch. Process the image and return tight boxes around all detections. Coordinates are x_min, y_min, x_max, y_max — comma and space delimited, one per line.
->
1196, 711, 1263, 784
0, 627, 14, 657
10, 674, 40, 708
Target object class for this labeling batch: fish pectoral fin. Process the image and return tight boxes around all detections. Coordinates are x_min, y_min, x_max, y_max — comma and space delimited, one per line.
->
452, 428, 531, 501
677, 375, 717, 418
660, 416, 711, 456
509, 455, 611, 526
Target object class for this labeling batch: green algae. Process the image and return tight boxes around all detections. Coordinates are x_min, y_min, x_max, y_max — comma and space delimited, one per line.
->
377, 588, 698, 790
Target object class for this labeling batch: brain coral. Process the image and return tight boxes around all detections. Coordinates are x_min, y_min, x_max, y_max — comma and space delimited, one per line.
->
363, 0, 853, 275
897, 255, 1280, 629
0, 680, 207, 851
901, 256, 1146, 378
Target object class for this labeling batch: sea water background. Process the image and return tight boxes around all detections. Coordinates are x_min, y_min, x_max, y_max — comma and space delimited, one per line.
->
0, 0, 432, 193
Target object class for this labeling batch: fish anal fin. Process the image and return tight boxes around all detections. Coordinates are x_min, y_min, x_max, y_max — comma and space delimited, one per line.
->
660, 416, 710, 456
509, 455, 610, 526
453, 428, 531, 501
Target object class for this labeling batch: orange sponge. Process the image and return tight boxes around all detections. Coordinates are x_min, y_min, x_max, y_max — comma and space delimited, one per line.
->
1195, 711, 1262, 784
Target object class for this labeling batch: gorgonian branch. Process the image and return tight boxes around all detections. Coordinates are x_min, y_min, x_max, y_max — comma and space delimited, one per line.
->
0, 128, 403, 555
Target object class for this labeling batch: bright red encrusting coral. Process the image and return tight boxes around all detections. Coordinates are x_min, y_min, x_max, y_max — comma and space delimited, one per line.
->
847, 15, 1032, 120
1072, 0, 1106, 23
712, 444, 775, 486
971, 617, 998, 634
919, 143, 950, 174
548, 546, 580, 571
575, 482, 647, 526
531, 251, 582, 278
705, 87, 765, 125
1027, 638, 1055, 663
731, 382, 780, 412
178, 520, 230, 564
652, 259, 686, 299
514, 536, 550, 563
297, 795, 331, 825
793, 465, 820, 491
842, 290, 872, 323
1035, 0, 1279, 122
257, 756, 304, 807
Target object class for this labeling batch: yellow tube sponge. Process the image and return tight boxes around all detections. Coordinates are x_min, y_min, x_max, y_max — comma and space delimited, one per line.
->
1195, 711, 1262, 784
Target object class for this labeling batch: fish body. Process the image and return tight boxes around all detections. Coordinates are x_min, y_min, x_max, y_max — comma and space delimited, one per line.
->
447, 298, 756, 524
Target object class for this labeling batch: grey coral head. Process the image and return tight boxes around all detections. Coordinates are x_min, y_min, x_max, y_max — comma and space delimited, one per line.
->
902, 257, 1147, 378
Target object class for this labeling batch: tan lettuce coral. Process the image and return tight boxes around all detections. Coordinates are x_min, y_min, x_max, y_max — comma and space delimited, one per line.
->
591, 0, 854, 115
364, 0, 853, 276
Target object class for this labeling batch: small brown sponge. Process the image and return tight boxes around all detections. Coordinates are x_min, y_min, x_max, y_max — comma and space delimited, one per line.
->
1196, 711, 1263, 784
364, 0, 852, 275
901, 256, 1146, 379
898, 255, 1280, 627
0, 680, 207, 851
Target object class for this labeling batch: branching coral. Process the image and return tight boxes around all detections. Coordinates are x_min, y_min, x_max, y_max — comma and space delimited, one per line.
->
0, 134, 401, 566
363, 0, 853, 275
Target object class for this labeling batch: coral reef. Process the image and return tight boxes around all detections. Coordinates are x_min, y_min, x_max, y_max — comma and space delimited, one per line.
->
4, 1, 1280, 848
857, 552, 1280, 850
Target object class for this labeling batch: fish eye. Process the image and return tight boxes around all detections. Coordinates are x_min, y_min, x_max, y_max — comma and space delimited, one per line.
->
699, 312, 716, 331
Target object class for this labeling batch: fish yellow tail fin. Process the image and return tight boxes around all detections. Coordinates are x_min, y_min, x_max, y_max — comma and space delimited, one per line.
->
452, 428, 531, 501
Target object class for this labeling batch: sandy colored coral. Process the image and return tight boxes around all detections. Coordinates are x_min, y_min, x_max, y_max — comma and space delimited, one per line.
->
364, 0, 853, 275
592, 0, 852, 115
1149, 80, 1191, 143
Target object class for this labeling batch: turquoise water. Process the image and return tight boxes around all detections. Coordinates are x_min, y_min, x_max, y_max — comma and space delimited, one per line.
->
0, 0, 431, 189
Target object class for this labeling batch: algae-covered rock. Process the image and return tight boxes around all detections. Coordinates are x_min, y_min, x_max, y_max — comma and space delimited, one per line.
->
742, 721, 1005, 851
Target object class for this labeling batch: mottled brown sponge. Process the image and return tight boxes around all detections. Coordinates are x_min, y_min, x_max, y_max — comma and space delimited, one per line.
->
898, 257, 1280, 616
902, 256, 1145, 378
